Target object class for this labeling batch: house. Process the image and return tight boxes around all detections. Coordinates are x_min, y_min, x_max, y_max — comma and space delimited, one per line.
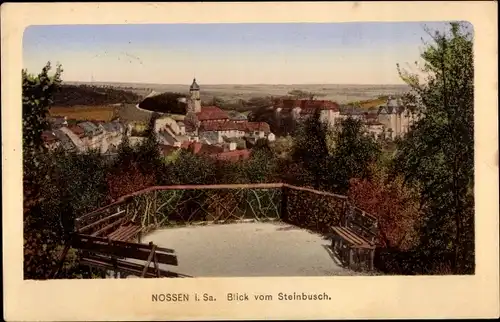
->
155, 116, 184, 135
52, 129, 77, 152
102, 121, 125, 137
48, 116, 68, 129
179, 141, 251, 162
67, 125, 86, 139
228, 111, 248, 121
273, 98, 341, 127
181, 141, 224, 156
195, 106, 230, 124
78, 121, 104, 137
377, 96, 417, 139
198, 120, 274, 142
158, 129, 190, 148
199, 131, 224, 145
41, 131, 60, 150
365, 121, 385, 139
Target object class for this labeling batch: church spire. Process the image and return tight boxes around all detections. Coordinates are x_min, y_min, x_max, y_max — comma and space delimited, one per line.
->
190, 78, 200, 91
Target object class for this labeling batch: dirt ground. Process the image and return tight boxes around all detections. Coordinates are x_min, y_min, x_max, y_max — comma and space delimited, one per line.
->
139, 221, 361, 277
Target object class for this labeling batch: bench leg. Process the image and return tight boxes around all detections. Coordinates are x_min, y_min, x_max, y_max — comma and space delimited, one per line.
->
369, 249, 375, 271
138, 231, 142, 243
348, 248, 354, 270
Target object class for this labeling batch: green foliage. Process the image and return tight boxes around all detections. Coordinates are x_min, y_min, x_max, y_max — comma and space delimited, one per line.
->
291, 109, 332, 189
43, 149, 110, 237
290, 111, 380, 194
22, 62, 63, 152
167, 150, 218, 185
393, 22, 474, 273
328, 117, 381, 194
241, 147, 278, 183
139, 92, 187, 114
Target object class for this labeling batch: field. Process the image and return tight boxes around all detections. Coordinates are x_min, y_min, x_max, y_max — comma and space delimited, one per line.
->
66, 82, 409, 105
49, 105, 117, 122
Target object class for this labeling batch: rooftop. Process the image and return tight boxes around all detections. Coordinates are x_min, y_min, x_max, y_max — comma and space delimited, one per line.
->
190, 78, 200, 91
67, 125, 85, 137
196, 106, 230, 121
199, 120, 271, 133
102, 122, 123, 133
41, 131, 57, 143
78, 121, 101, 135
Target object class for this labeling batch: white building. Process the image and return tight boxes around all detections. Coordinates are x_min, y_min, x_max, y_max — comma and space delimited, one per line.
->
377, 96, 418, 139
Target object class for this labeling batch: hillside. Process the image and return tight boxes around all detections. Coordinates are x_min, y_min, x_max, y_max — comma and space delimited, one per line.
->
52, 84, 141, 107
138, 92, 188, 114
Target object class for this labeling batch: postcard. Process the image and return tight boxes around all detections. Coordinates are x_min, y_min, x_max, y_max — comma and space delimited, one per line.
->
2, 1, 499, 321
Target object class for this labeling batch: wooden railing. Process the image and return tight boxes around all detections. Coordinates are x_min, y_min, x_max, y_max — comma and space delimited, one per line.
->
75, 183, 351, 236
71, 183, 382, 274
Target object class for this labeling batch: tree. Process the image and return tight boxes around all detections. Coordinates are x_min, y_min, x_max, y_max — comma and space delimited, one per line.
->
328, 117, 381, 194
348, 163, 421, 252
22, 62, 63, 152
287, 89, 325, 100
241, 143, 278, 183
23, 62, 63, 205
393, 22, 474, 274
290, 109, 332, 189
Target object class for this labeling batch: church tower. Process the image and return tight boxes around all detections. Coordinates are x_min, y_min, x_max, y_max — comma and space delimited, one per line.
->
188, 78, 201, 113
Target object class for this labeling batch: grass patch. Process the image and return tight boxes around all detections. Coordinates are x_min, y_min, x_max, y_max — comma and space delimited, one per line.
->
49, 106, 117, 122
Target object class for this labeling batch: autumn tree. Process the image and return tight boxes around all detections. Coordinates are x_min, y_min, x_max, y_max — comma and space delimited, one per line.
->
348, 163, 421, 252
393, 22, 474, 274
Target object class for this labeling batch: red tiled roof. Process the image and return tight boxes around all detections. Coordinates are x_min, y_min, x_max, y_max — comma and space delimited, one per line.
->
41, 131, 57, 143
199, 121, 271, 133
67, 125, 85, 137
180, 141, 192, 149
195, 142, 224, 155
274, 99, 340, 112
196, 106, 230, 121
180, 141, 251, 162
181, 142, 224, 155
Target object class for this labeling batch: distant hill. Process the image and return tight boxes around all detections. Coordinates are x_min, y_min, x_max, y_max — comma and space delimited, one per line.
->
346, 96, 391, 110
52, 84, 141, 107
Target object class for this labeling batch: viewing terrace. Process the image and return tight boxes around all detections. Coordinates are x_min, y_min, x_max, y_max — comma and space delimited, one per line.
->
55, 183, 379, 278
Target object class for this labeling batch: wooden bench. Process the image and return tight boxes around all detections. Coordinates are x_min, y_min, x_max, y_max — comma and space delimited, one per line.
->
76, 207, 143, 243
106, 223, 143, 243
330, 205, 378, 271
72, 234, 184, 278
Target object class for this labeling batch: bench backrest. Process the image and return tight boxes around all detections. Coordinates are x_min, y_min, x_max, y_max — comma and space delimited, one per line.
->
75, 206, 129, 235
344, 205, 379, 244
72, 234, 178, 266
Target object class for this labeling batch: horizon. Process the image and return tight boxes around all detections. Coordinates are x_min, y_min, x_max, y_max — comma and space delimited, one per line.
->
64, 80, 409, 86
23, 22, 457, 85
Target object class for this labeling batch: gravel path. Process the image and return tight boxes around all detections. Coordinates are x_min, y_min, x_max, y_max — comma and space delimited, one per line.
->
140, 222, 357, 277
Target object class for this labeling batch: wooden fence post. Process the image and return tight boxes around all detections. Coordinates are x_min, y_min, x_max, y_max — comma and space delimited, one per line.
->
280, 187, 288, 222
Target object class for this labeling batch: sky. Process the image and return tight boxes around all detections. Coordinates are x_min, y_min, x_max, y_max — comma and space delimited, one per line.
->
22, 22, 458, 85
